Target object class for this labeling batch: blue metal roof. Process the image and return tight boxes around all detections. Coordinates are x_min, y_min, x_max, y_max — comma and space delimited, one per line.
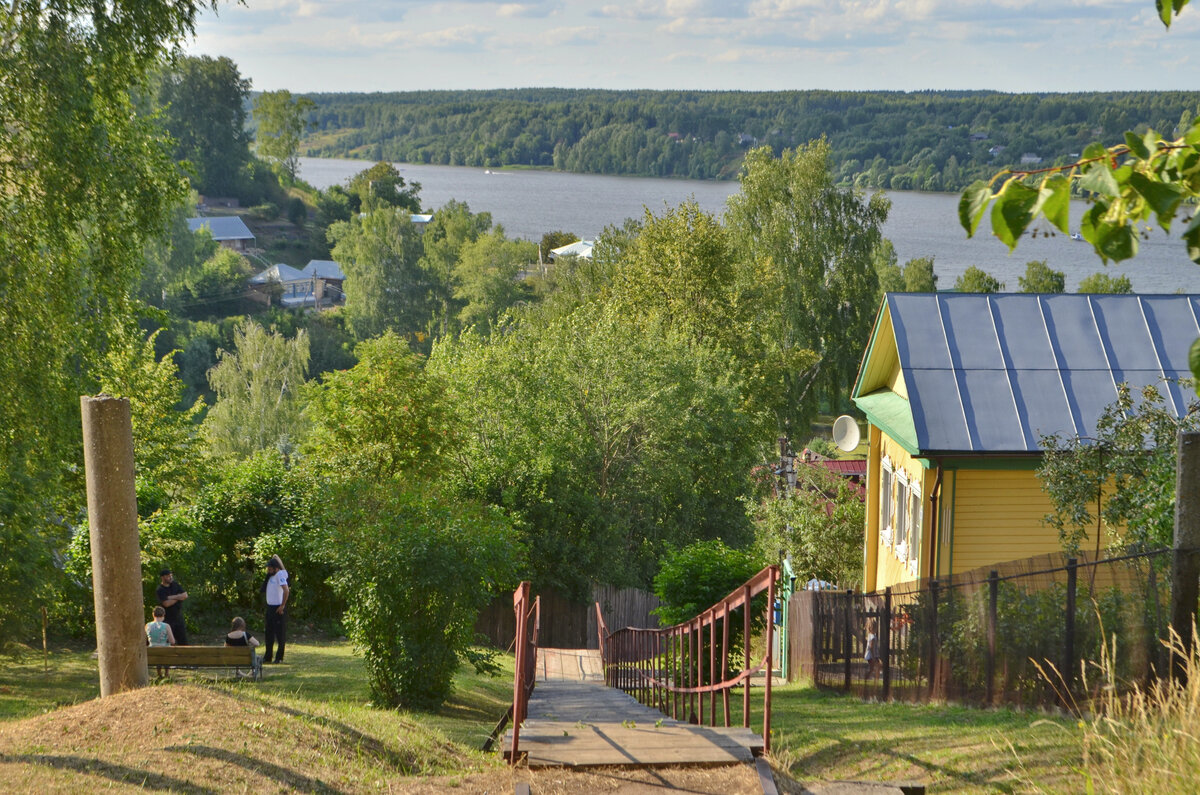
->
872, 293, 1200, 454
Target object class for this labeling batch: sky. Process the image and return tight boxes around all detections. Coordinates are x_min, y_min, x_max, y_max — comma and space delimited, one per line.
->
188, 0, 1200, 94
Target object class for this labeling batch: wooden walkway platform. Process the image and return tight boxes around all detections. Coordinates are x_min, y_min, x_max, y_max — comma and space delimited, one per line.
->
505, 648, 764, 769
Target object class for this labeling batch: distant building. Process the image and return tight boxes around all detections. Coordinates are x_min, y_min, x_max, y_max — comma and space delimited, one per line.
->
548, 240, 594, 261
969, 131, 989, 142
250, 262, 344, 309
1019, 153, 1043, 166
988, 145, 1006, 157
187, 216, 255, 251
411, 213, 433, 231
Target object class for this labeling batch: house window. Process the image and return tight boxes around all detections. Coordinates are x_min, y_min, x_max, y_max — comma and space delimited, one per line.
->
879, 457, 893, 547
895, 470, 909, 560
907, 483, 923, 566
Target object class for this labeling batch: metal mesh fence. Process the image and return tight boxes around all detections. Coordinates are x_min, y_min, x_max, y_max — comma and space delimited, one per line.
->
809, 548, 1171, 707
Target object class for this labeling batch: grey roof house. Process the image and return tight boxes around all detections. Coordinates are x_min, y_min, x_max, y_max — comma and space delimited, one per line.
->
187, 216, 256, 251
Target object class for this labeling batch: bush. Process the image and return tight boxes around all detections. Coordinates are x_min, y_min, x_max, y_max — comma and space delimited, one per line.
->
287, 196, 307, 226
317, 482, 523, 709
247, 202, 279, 221
653, 539, 760, 626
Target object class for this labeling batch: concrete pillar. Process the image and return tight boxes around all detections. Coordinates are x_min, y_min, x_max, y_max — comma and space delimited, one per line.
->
81, 395, 147, 695
1172, 430, 1200, 684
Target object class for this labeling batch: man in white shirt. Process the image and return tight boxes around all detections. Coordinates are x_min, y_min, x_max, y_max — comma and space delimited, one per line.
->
263, 555, 290, 664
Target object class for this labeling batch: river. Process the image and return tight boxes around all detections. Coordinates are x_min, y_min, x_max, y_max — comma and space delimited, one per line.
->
298, 157, 1200, 294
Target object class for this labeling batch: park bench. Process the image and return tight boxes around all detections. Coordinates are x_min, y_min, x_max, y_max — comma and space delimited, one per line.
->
146, 645, 262, 681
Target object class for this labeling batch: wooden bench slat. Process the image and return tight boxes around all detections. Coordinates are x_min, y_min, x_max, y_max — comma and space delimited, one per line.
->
146, 646, 257, 666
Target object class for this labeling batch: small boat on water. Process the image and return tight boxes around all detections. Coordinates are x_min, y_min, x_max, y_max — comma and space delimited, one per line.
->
1071, 232, 1084, 241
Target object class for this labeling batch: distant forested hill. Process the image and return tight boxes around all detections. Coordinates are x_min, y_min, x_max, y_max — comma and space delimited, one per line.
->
300, 88, 1199, 191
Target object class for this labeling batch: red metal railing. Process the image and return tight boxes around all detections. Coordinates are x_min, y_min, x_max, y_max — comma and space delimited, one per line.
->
509, 581, 540, 764
596, 565, 779, 752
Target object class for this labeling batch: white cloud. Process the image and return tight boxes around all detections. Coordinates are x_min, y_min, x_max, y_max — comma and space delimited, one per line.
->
497, 2, 558, 17
544, 26, 602, 44
417, 24, 491, 48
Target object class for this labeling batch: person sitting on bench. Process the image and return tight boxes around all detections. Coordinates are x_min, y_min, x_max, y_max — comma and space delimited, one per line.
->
225, 616, 261, 677
146, 605, 175, 677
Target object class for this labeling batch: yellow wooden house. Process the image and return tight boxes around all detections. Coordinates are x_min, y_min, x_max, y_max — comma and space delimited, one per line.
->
851, 292, 1200, 593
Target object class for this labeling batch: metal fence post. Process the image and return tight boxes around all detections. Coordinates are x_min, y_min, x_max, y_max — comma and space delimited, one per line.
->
986, 570, 998, 705
928, 579, 940, 699
882, 587, 892, 700
843, 590, 853, 692
743, 585, 752, 727
1064, 558, 1077, 696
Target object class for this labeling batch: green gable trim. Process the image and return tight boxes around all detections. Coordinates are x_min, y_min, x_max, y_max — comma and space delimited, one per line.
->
854, 389, 919, 456
851, 296, 890, 399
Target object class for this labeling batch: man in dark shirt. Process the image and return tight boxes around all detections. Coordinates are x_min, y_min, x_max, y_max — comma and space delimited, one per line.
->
156, 568, 189, 645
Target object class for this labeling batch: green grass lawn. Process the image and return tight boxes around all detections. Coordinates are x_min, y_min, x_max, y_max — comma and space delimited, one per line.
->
763, 682, 1082, 793
2, 641, 1083, 792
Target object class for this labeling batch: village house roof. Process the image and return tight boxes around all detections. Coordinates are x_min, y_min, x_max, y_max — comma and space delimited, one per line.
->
302, 260, 345, 280
250, 263, 307, 284
549, 240, 594, 260
187, 215, 255, 242
852, 293, 1200, 456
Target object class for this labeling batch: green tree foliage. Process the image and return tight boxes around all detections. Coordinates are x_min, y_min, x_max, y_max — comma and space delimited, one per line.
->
1078, 272, 1134, 294
872, 240, 905, 295
166, 247, 256, 317
253, 89, 316, 179
903, 257, 938, 292
652, 539, 760, 626
347, 161, 421, 213
0, 0, 215, 647
204, 321, 310, 459
183, 452, 328, 621
303, 333, 458, 482
726, 142, 888, 426
954, 266, 1004, 293
430, 304, 761, 593
99, 330, 206, 512
1018, 260, 1066, 293
154, 54, 251, 196
316, 485, 522, 708
452, 231, 536, 334
746, 466, 865, 589
329, 207, 428, 341
1039, 382, 1199, 557
418, 200, 493, 337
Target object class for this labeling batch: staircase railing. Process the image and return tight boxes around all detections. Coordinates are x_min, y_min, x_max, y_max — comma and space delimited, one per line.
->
596, 565, 779, 752
509, 581, 540, 764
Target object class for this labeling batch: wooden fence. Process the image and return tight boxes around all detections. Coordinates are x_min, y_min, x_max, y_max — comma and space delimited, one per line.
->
476, 584, 660, 649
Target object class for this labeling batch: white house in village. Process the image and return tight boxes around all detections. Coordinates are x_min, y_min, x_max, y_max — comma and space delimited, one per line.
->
250, 259, 346, 309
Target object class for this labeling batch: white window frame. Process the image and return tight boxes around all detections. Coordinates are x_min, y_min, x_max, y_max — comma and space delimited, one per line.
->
894, 469, 909, 560
879, 457, 894, 548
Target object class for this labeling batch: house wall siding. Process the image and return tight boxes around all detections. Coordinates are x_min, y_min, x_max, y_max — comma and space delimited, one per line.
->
947, 468, 1062, 573
871, 431, 932, 590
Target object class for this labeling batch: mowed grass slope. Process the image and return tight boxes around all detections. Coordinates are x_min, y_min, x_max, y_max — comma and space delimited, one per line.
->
0, 641, 518, 792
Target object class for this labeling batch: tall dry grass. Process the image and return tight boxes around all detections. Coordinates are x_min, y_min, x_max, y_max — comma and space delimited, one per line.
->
1045, 628, 1200, 794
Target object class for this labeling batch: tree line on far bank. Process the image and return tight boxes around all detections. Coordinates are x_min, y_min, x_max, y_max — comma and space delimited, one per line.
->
298, 87, 1198, 192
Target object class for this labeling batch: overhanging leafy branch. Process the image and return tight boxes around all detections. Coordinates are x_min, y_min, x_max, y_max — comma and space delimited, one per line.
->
960, 120, 1200, 265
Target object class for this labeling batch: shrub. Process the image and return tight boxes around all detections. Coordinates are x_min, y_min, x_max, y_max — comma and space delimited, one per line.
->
287, 196, 307, 226
653, 539, 760, 626
317, 482, 523, 709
